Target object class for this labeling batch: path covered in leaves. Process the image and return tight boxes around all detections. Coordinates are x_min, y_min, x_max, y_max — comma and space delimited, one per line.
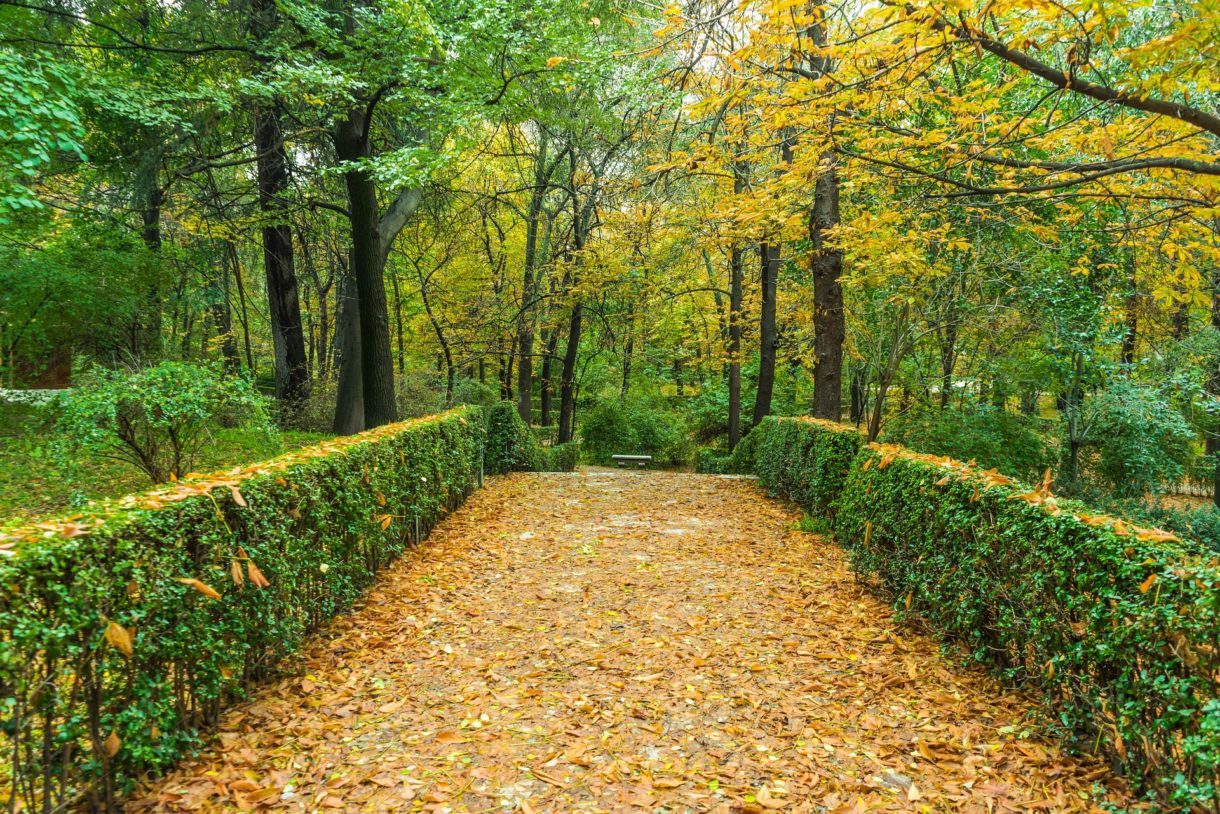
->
132, 472, 1130, 813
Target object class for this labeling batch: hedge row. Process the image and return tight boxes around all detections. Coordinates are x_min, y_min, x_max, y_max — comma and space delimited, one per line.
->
0, 407, 485, 812
750, 417, 1220, 809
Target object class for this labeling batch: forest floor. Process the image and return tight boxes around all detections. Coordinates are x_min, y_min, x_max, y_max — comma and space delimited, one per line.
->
129, 472, 1132, 814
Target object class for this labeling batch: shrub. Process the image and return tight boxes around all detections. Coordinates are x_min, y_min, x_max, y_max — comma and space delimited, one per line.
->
833, 441, 1220, 808
0, 407, 484, 811
541, 441, 580, 472
484, 401, 542, 474
754, 417, 862, 515
580, 399, 690, 466
695, 448, 730, 474
881, 403, 1051, 481
1082, 381, 1195, 497
55, 362, 273, 484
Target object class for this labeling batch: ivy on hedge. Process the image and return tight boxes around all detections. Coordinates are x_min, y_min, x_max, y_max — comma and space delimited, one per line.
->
0, 408, 485, 812
749, 416, 1220, 808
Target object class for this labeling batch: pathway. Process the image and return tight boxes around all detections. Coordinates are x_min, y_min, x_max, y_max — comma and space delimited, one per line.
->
130, 472, 1130, 813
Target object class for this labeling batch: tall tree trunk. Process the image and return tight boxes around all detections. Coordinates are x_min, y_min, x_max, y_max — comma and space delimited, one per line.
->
332, 272, 364, 435
334, 112, 398, 429
753, 241, 779, 425
810, 160, 844, 420
621, 309, 634, 399
558, 301, 583, 444
540, 327, 557, 426
137, 170, 164, 361
250, 0, 309, 410
1121, 244, 1138, 367
806, 4, 844, 421
727, 244, 744, 449
517, 132, 550, 424
256, 103, 310, 410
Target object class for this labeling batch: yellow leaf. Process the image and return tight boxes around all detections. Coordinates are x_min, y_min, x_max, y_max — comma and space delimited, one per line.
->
1139, 573, 1158, 593
546, 56, 566, 69
103, 618, 134, 658
230, 559, 245, 587
177, 578, 222, 601
230, 486, 247, 507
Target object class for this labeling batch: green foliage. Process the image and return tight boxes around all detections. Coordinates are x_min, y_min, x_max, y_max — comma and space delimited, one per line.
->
0, 50, 86, 219
579, 399, 691, 466
0, 408, 485, 811
484, 401, 543, 474
881, 403, 1052, 481
1081, 380, 1195, 497
694, 422, 768, 474
694, 448, 730, 474
55, 363, 273, 484
540, 441, 580, 473
753, 417, 862, 516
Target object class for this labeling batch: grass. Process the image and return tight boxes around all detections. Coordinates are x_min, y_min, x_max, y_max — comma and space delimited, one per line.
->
0, 402, 328, 523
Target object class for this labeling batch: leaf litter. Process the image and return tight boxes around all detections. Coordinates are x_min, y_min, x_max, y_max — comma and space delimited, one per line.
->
128, 472, 1133, 813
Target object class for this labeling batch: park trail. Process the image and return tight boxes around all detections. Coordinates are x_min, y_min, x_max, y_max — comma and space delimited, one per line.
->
129, 471, 1131, 813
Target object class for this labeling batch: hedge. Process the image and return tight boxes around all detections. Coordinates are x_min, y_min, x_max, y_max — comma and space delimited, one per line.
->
750, 416, 1220, 808
754, 417, 862, 515
0, 407, 485, 812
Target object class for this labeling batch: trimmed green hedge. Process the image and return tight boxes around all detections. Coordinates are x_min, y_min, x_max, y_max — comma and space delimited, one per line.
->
754, 417, 862, 515
0, 408, 485, 812
750, 416, 1220, 807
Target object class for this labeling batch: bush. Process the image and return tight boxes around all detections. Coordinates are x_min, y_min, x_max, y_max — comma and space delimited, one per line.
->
55, 362, 273, 484
1083, 381, 1195, 497
541, 441, 580, 472
881, 403, 1051, 481
0, 407, 484, 811
484, 401, 543, 474
754, 417, 862, 515
695, 448, 730, 474
579, 399, 690, 466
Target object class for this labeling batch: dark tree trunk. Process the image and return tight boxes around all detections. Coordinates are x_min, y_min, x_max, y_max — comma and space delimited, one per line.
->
849, 366, 866, 425
621, 311, 634, 399
810, 157, 844, 420
753, 241, 779, 426
212, 259, 239, 373
558, 301, 583, 443
137, 173, 164, 361
1121, 247, 1138, 367
517, 133, 550, 424
256, 103, 310, 411
332, 272, 364, 435
727, 244, 744, 449
540, 327, 558, 426
334, 112, 397, 429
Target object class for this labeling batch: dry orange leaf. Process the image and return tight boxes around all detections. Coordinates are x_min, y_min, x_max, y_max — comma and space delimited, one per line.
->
177, 577, 222, 601
103, 618, 134, 657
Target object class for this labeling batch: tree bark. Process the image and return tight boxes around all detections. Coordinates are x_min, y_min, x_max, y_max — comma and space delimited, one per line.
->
727, 244, 744, 449
517, 131, 551, 424
558, 301, 583, 444
540, 327, 558, 426
810, 158, 844, 420
332, 272, 364, 435
753, 241, 779, 426
333, 111, 399, 429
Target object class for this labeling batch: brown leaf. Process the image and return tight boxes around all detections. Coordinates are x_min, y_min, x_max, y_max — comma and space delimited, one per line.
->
230, 558, 245, 587
103, 731, 121, 758
247, 560, 270, 589
230, 486, 248, 507
177, 577, 222, 601
103, 618, 134, 657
